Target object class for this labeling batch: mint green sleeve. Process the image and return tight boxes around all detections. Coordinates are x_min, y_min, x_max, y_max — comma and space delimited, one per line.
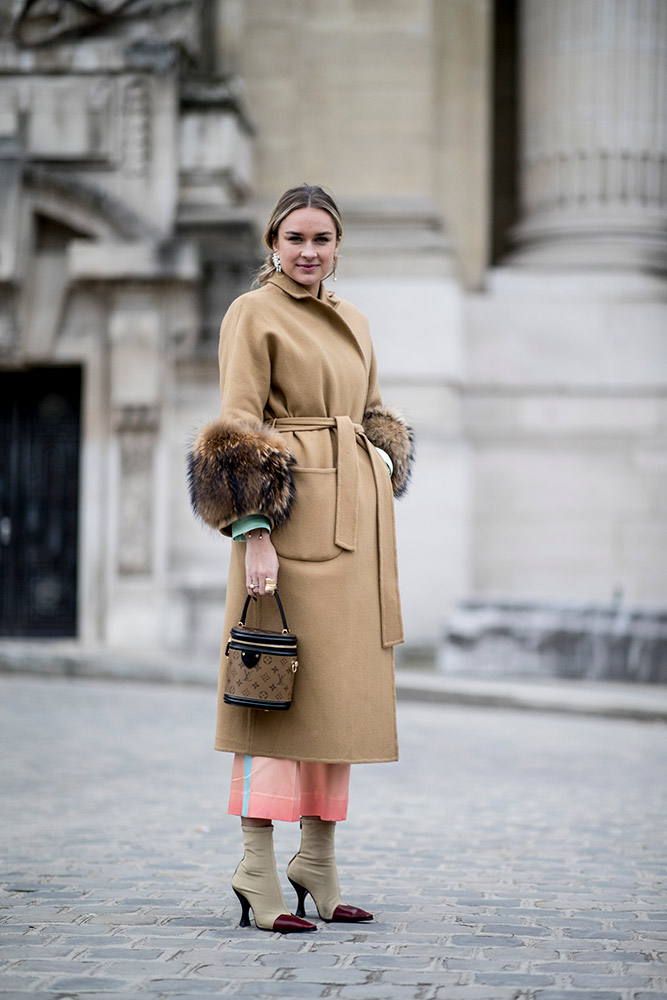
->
231, 515, 272, 541
374, 447, 394, 476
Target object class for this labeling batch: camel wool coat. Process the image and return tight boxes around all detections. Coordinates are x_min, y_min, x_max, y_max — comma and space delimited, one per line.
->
189, 271, 415, 764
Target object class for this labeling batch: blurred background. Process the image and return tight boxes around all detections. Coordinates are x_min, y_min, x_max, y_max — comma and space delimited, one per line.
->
1, 0, 666, 682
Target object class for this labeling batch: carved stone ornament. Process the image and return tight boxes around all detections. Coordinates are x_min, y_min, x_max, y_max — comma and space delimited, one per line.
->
12, 0, 196, 48
0, 302, 19, 359
122, 78, 150, 177
118, 428, 154, 575
113, 404, 159, 433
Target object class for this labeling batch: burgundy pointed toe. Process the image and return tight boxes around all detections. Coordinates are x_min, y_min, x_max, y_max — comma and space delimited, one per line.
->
327, 904, 374, 923
272, 913, 317, 933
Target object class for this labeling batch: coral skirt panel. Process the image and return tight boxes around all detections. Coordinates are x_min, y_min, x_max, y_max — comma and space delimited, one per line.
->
228, 754, 351, 822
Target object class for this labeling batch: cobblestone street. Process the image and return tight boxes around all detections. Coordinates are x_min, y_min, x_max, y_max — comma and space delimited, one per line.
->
1, 673, 666, 1000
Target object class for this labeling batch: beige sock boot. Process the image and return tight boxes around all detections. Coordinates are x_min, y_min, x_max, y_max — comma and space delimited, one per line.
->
231, 825, 316, 933
286, 817, 373, 923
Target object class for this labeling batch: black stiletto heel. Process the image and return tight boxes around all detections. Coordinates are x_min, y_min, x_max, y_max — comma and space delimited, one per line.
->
288, 877, 310, 918
233, 887, 252, 927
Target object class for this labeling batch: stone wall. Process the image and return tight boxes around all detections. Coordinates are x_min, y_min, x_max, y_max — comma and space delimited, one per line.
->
466, 269, 667, 607
0, 0, 254, 650
1, 0, 665, 670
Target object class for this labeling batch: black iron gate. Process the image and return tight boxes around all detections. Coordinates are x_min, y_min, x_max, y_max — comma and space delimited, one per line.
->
0, 367, 82, 637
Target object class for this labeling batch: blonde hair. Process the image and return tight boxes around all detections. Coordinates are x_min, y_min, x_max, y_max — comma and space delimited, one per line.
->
255, 184, 343, 285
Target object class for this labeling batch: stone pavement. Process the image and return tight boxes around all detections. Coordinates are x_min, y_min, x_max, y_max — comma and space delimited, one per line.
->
0, 674, 666, 1000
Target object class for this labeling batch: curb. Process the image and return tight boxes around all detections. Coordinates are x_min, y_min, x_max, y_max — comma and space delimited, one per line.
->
396, 671, 667, 724
1, 642, 666, 723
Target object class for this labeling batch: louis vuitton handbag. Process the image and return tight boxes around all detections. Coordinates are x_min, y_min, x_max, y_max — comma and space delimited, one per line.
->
223, 591, 299, 710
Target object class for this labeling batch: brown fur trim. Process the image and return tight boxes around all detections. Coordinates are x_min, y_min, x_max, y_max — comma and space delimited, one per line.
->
362, 405, 415, 498
188, 418, 296, 531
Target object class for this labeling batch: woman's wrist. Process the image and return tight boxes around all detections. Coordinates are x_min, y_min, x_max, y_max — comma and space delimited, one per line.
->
232, 515, 272, 541
246, 528, 267, 542
246, 528, 275, 546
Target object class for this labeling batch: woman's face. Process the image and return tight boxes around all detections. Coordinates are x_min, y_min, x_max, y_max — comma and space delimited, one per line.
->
273, 207, 340, 296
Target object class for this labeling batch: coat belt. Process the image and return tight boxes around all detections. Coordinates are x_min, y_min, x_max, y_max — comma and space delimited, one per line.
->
271, 416, 404, 648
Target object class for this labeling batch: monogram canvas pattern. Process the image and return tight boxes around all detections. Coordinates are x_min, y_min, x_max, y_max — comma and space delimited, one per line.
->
225, 648, 295, 705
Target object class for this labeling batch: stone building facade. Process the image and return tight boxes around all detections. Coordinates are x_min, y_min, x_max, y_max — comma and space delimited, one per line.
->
1, 0, 666, 673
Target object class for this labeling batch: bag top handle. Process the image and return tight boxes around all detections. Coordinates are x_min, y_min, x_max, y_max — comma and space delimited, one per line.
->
239, 590, 290, 632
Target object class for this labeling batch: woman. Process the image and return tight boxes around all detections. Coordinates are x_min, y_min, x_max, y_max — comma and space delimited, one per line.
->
189, 184, 414, 934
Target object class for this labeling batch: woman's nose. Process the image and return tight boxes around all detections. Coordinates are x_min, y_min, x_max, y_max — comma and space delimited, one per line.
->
301, 243, 317, 258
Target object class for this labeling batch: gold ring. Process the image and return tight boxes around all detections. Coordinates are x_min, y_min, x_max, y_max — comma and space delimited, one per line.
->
266, 578, 277, 585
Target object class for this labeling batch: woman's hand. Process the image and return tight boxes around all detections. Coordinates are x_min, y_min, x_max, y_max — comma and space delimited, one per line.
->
245, 530, 279, 599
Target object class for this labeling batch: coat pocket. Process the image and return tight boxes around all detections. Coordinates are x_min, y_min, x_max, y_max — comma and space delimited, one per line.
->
271, 468, 341, 562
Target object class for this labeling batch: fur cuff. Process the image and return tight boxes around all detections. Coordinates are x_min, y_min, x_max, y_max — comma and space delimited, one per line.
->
188, 418, 296, 531
363, 405, 415, 498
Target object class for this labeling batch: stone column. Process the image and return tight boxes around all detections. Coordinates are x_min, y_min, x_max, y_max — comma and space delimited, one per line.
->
509, 0, 667, 272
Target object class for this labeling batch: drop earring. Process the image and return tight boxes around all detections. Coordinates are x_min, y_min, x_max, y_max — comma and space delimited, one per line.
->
332, 253, 338, 282
272, 251, 282, 273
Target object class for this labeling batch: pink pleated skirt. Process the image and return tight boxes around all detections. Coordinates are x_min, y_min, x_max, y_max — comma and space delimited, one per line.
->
228, 753, 351, 822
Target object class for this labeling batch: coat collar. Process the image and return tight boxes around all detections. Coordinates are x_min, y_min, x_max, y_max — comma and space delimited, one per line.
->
267, 268, 366, 367
266, 270, 340, 309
